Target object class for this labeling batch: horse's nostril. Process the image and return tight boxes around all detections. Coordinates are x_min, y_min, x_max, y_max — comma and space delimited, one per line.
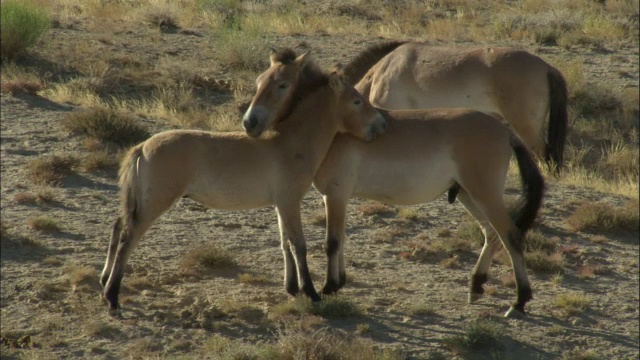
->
244, 115, 258, 130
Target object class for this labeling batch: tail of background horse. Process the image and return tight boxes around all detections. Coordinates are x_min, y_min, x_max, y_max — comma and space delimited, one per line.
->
545, 67, 568, 172
118, 144, 144, 225
336, 40, 407, 86
511, 136, 545, 233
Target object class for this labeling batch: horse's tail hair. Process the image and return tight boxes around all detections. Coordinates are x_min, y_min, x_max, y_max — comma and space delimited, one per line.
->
118, 144, 144, 225
510, 135, 545, 233
334, 40, 408, 86
545, 67, 568, 173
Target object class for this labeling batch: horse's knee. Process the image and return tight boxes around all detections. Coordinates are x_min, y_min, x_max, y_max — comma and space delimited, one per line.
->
325, 236, 340, 257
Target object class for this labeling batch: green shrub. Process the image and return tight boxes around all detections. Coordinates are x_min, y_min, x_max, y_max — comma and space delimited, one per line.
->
1, 1, 50, 61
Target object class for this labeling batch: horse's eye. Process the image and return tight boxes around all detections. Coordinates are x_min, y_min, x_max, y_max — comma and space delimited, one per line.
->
353, 99, 362, 105
278, 83, 288, 90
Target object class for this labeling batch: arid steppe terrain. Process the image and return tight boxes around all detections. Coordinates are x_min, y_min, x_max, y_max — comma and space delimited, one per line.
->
1, 1, 639, 359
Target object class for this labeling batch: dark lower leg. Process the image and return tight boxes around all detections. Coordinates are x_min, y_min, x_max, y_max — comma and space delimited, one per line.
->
470, 273, 488, 295
322, 236, 340, 294
101, 217, 123, 287
283, 247, 299, 296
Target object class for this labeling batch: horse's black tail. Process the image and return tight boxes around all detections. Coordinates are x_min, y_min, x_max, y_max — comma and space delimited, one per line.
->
335, 40, 408, 86
511, 136, 545, 233
545, 67, 568, 173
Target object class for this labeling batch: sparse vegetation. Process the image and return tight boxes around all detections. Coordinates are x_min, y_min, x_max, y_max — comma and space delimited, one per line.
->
13, 187, 59, 205
357, 201, 397, 217
0, 1, 638, 359
27, 216, 61, 232
444, 319, 505, 354
567, 201, 639, 234
0, 0, 50, 61
27, 154, 78, 186
180, 243, 237, 274
553, 292, 591, 316
271, 295, 362, 319
62, 107, 150, 148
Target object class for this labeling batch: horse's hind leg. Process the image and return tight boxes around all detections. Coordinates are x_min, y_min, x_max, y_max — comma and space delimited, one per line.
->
100, 217, 123, 288
103, 218, 153, 315
321, 194, 348, 295
459, 188, 532, 318
456, 191, 501, 304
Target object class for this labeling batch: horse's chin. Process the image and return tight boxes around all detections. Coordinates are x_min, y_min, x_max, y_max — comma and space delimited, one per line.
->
244, 124, 266, 138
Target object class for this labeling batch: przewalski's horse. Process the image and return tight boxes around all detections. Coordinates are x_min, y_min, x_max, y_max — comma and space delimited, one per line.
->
313, 108, 545, 317
252, 53, 545, 317
338, 41, 568, 171
100, 50, 387, 314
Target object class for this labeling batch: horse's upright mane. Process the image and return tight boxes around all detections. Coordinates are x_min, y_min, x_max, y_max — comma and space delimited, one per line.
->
333, 40, 408, 86
273, 48, 330, 127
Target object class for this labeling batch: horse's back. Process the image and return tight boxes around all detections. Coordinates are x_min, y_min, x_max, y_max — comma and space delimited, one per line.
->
367, 43, 551, 110
316, 109, 511, 204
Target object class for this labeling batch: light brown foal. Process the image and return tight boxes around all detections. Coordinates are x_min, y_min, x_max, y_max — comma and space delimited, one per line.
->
100, 50, 386, 314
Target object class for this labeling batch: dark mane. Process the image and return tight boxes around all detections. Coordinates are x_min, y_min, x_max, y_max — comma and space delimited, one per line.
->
273, 48, 330, 126
271, 48, 298, 64
333, 40, 408, 86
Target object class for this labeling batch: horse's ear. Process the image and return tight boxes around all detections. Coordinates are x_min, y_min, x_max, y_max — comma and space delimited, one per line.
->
328, 71, 344, 93
295, 50, 311, 69
269, 47, 279, 65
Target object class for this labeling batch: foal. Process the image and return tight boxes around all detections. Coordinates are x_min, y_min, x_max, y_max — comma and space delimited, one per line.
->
100, 50, 386, 314
314, 109, 545, 317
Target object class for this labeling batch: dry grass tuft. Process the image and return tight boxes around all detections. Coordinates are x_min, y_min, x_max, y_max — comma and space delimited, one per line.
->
180, 243, 237, 274
271, 295, 361, 319
408, 303, 438, 317
372, 226, 407, 243
27, 154, 78, 186
397, 207, 421, 221
13, 187, 59, 205
63, 263, 97, 290
62, 107, 150, 148
80, 150, 119, 173
444, 318, 504, 354
85, 321, 122, 339
1, 80, 44, 95
553, 292, 591, 317
566, 201, 639, 234
357, 201, 397, 217
560, 348, 601, 360
27, 216, 61, 232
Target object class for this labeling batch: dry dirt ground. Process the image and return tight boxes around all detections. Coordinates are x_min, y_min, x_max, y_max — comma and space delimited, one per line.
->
1, 15, 639, 360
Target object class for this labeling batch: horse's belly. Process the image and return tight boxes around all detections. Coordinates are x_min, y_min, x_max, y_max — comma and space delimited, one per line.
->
186, 178, 272, 211
353, 160, 454, 205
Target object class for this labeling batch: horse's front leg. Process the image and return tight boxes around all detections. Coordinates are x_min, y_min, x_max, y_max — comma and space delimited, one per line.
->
275, 202, 321, 302
321, 194, 348, 294
276, 211, 299, 297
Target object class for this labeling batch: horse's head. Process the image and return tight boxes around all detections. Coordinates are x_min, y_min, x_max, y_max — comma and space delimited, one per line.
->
327, 72, 387, 142
242, 48, 310, 138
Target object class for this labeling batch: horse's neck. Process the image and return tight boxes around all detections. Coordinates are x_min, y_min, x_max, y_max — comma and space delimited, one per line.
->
276, 87, 339, 170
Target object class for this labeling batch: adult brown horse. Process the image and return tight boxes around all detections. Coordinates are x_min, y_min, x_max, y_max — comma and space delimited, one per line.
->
251, 48, 545, 318
338, 40, 568, 171
100, 50, 387, 315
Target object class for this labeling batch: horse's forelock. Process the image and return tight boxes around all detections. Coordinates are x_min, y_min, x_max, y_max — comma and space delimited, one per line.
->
272, 48, 298, 64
